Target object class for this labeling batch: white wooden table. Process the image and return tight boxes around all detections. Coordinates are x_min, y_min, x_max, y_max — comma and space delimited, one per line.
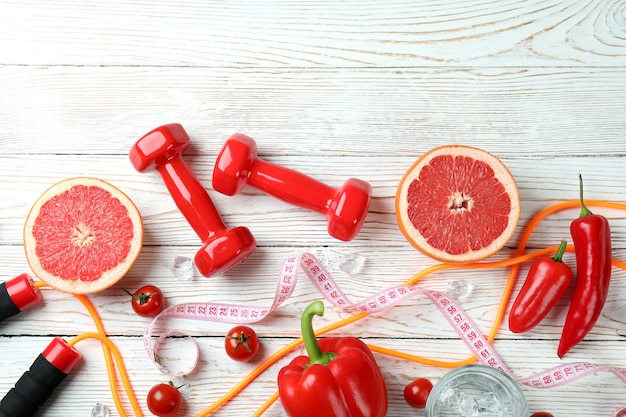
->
1, 1, 625, 416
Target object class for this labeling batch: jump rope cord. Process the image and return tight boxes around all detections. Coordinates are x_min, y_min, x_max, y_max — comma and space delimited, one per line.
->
34, 199, 625, 416
33, 281, 144, 417
69, 295, 145, 417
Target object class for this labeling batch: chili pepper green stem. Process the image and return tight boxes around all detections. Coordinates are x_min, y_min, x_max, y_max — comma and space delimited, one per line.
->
302, 301, 337, 367
552, 239, 568, 263
578, 173, 593, 217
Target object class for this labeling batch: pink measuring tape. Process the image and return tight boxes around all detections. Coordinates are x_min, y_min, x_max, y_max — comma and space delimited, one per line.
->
144, 252, 626, 403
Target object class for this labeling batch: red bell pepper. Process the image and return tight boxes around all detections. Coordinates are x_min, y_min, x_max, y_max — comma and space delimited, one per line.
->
557, 174, 612, 358
509, 239, 572, 333
277, 301, 388, 417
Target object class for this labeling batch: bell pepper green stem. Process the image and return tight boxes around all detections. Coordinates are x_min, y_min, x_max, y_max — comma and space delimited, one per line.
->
578, 173, 593, 217
302, 301, 337, 367
552, 239, 568, 263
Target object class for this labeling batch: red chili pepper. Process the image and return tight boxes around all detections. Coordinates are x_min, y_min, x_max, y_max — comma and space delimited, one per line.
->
277, 301, 388, 417
509, 239, 572, 334
557, 174, 612, 358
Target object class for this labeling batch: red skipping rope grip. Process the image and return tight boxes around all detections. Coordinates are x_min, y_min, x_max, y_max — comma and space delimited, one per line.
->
0, 337, 81, 417
0, 274, 42, 322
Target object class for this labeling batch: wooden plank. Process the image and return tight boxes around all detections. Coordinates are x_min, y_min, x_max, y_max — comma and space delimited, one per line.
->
1, 1, 625, 67
1, 67, 626, 156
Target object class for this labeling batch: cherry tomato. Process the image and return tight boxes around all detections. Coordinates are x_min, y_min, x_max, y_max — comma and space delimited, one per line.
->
123, 285, 164, 317
403, 377, 433, 409
225, 325, 260, 362
530, 413, 554, 417
146, 382, 183, 417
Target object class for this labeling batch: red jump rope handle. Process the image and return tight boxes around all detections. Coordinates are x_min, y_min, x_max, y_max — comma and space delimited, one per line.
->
0, 274, 42, 322
0, 338, 81, 417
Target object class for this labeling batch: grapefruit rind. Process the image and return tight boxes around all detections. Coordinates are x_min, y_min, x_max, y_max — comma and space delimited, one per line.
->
395, 145, 520, 263
23, 177, 143, 294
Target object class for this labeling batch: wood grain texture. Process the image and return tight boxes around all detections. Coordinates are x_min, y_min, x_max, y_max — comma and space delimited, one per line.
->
1, 1, 625, 67
0, 67, 625, 156
1, 1, 625, 416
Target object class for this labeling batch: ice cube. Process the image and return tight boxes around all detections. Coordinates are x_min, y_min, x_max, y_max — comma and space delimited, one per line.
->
447, 280, 474, 301
90, 403, 110, 417
339, 253, 365, 275
171, 256, 194, 281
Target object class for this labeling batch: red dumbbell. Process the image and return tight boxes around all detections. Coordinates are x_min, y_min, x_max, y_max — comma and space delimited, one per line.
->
212, 134, 372, 242
129, 124, 256, 277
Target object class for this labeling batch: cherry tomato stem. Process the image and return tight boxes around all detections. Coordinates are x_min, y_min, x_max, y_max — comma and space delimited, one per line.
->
123, 285, 164, 317
226, 331, 254, 353
225, 326, 260, 362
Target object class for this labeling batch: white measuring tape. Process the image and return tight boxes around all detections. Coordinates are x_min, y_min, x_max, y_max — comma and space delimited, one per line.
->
144, 252, 626, 410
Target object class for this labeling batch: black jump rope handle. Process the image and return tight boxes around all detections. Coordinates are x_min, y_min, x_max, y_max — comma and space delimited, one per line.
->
0, 276, 79, 416
0, 338, 81, 417
0, 281, 20, 321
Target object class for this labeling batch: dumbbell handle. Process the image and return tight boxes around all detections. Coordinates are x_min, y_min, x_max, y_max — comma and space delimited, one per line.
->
158, 156, 226, 242
248, 159, 334, 214
0, 338, 81, 417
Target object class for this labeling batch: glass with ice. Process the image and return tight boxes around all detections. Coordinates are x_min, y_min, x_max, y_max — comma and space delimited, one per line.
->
425, 365, 528, 417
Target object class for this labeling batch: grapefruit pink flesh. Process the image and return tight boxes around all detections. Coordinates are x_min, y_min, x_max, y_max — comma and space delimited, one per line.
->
396, 146, 520, 263
32, 185, 135, 281
24, 177, 143, 294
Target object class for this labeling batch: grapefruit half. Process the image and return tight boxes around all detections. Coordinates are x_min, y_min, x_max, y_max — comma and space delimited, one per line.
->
24, 177, 143, 294
396, 145, 520, 263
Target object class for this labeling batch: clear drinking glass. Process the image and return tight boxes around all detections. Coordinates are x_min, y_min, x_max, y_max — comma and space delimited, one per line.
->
425, 364, 529, 417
